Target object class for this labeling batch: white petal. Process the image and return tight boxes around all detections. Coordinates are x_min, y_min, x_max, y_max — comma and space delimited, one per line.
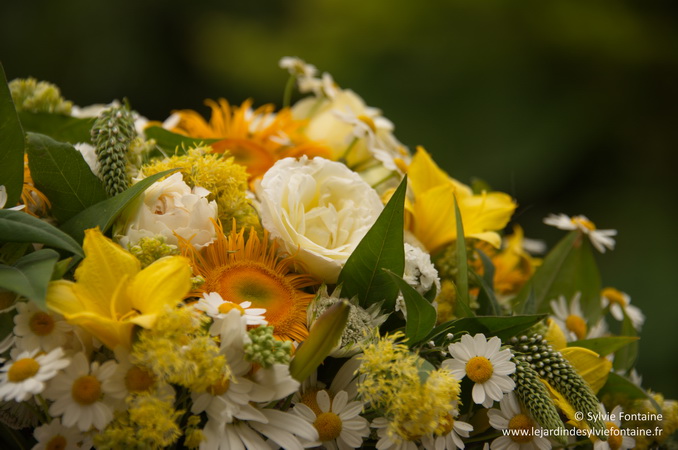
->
317, 389, 331, 413
471, 382, 486, 405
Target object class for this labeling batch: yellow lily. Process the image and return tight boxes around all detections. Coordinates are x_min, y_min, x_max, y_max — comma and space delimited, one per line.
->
406, 147, 516, 252
46, 228, 192, 350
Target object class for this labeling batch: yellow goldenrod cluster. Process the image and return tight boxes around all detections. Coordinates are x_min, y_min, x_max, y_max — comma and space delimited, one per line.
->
358, 332, 461, 441
435, 279, 457, 323
622, 392, 678, 449
183, 415, 205, 449
141, 146, 260, 233
130, 305, 230, 392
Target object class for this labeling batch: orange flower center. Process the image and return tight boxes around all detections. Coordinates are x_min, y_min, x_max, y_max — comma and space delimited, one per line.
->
72, 375, 102, 405
314, 412, 342, 442
466, 356, 494, 383
301, 389, 330, 416
8, 358, 40, 382
565, 315, 587, 340
508, 413, 534, 443
30, 312, 55, 336
602, 288, 627, 308
208, 377, 231, 396
218, 302, 245, 315
605, 422, 623, 450
571, 217, 596, 231
125, 366, 155, 392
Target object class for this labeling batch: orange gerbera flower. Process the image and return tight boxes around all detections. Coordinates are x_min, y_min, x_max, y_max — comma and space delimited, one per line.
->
180, 221, 319, 343
171, 99, 332, 180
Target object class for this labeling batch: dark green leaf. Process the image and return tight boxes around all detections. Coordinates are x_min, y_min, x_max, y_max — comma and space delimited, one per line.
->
0, 210, 84, 257
568, 336, 639, 357
0, 242, 31, 266
59, 169, 178, 243
144, 126, 219, 155
18, 111, 95, 143
473, 250, 501, 316
453, 196, 470, 312
0, 64, 25, 207
429, 314, 546, 343
613, 311, 638, 372
599, 372, 661, 413
26, 132, 107, 223
338, 176, 406, 311
384, 269, 436, 346
519, 285, 537, 315
0, 249, 59, 308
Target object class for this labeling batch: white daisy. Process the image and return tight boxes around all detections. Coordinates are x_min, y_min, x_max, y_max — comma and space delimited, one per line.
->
487, 392, 552, 450
550, 293, 596, 342
294, 389, 369, 449
202, 404, 319, 450
442, 333, 516, 408
32, 418, 91, 450
279, 56, 318, 79
0, 347, 69, 402
421, 416, 474, 450
593, 404, 635, 450
196, 292, 267, 328
601, 288, 645, 330
13, 300, 73, 352
45, 352, 118, 431
103, 348, 169, 402
543, 213, 616, 253
371, 417, 419, 450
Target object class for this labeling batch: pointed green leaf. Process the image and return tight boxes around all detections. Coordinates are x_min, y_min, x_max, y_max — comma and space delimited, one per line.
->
384, 269, 436, 346
18, 112, 95, 144
144, 126, 220, 154
0, 210, 84, 257
569, 336, 639, 357
613, 311, 638, 372
0, 63, 25, 207
519, 286, 537, 315
427, 314, 546, 344
338, 176, 406, 311
0, 249, 59, 308
26, 132, 107, 223
473, 250, 501, 316
59, 169, 178, 243
453, 196, 470, 312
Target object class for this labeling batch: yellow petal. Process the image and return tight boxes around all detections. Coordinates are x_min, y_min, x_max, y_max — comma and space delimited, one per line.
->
128, 256, 192, 317
74, 228, 140, 316
458, 191, 516, 242
411, 184, 457, 251
408, 147, 455, 196
561, 347, 612, 394
61, 310, 134, 349
46, 280, 85, 316
542, 379, 588, 429
544, 318, 568, 351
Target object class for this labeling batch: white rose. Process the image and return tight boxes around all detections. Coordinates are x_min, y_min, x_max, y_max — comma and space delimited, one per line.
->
256, 156, 383, 283
117, 172, 218, 250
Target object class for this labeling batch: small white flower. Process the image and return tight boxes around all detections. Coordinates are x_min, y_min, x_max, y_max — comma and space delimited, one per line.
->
196, 292, 267, 327
550, 293, 599, 342
421, 417, 474, 450
487, 392, 552, 450
294, 389, 370, 449
0, 348, 70, 402
442, 334, 516, 408
371, 417, 419, 450
543, 213, 616, 253
45, 352, 118, 431
13, 301, 73, 352
601, 288, 644, 330
396, 243, 441, 317
593, 404, 635, 450
279, 56, 318, 79
32, 418, 91, 450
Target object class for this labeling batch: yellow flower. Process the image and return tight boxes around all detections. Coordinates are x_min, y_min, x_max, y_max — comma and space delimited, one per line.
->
46, 228, 192, 350
405, 147, 516, 252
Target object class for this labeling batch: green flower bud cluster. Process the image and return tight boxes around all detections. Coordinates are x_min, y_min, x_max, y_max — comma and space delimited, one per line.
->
512, 356, 568, 445
244, 326, 292, 368
9, 78, 72, 114
91, 105, 137, 196
127, 236, 179, 268
510, 334, 607, 440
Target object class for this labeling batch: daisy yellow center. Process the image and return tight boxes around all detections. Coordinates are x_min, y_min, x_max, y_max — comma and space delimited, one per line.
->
605, 422, 623, 450
571, 217, 596, 231
218, 302, 245, 315
72, 375, 102, 405
602, 288, 627, 308
29, 312, 55, 336
508, 413, 534, 443
125, 366, 155, 392
565, 315, 587, 340
8, 358, 40, 382
314, 412, 342, 442
465, 356, 494, 383
301, 389, 326, 416
440, 413, 455, 435
45, 435, 67, 450
208, 377, 231, 396
357, 115, 377, 133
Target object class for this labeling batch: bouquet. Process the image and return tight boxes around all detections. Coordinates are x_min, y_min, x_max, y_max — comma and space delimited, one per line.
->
0, 57, 675, 450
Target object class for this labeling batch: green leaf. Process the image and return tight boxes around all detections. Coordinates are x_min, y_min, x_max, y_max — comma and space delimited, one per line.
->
568, 336, 639, 357
473, 250, 501, 316
59, 169, 178, 244
0, 63, 25, 207
0, 249, 59, 309
384, 269, 437, 346
338, 176, 406, 311
512, 231, 602, 321
428, 314, 546, 344
613, 311, 638, 372
26, 132, 107, 223
18, 111, 95, 144
519, 285, 537, 315
144, 126, 220, 154
453, 196, 470, 312
599, 372, 661, 413
0, 210, 84, 257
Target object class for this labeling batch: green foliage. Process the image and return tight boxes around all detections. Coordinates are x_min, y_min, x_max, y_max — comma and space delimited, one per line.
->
384, 269, 436, 346
0, 209, 84, 257
19, 112, 94, 143
453, 196, 472, 316
613, 311, 639, 372
0, 249, 59, 309
473, 250, 501, 316
0, 64, 25, 208
600, 372, 661, 413
427, 314, 545, 344
568, 336, 639, 357
338, 176, 406, 311
60, 169, 177, 244
144, 126, 219, 155
26, 132, 107, 223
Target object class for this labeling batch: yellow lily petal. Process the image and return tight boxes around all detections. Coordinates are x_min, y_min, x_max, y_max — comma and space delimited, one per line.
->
73, 228, 140, 316
409, 147, 466, 196
459, 191, 515, 239
544, 318, 568, 351
465, 231, 502, 249
128, 256, 192, 316
542, 379, 588, 429
561, 346, 612, 394
46, 280, 85, 316
411, 184, 457, 251
64, 311, 135, 350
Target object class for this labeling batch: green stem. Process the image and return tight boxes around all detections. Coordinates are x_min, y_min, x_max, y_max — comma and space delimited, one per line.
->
339, 137, 359, 163
35, 394, 52, 422
282, 75, 296, 109
371, 171, 397, 189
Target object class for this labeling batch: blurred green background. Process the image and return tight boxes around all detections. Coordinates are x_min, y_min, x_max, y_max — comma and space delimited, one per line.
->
2, 1, 677, 396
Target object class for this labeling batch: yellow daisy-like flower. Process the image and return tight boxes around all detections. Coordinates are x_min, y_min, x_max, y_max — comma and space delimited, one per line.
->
170, 98, 332, 180
405, 147, 516, 252
180, 221, 319, 343
46, 228, 193, 350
